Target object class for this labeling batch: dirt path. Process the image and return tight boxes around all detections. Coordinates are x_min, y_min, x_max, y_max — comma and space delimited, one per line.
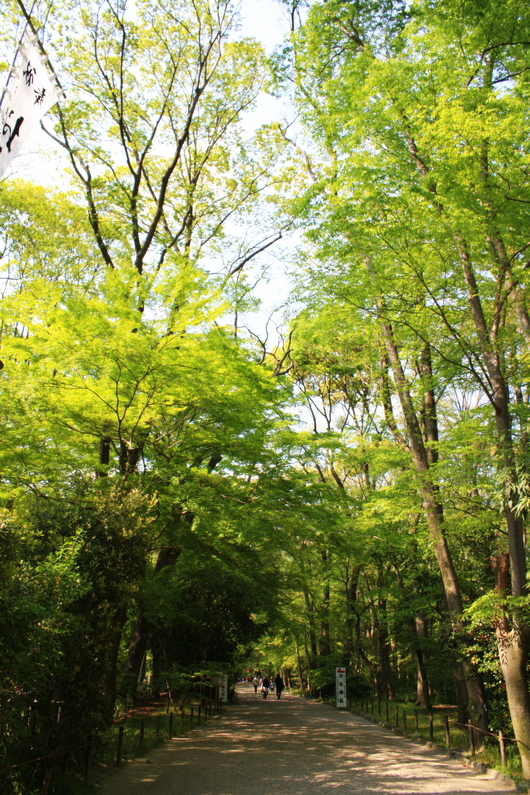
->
96, 684, 516, 794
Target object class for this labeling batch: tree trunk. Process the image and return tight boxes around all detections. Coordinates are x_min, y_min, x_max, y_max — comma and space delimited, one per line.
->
497, 628, 530, 778
96, 436, 111, 478
121, 543, 183, 700
362, 569, 386, 700
393, 562, 431, 710
414, 614, 431, 710
493, 554, 530, 779
319, 551, 331, 659
303, 586, 318, 666
294, 639, 305, 692
377, 608, 394, 701
103, 607, 127, 724
150, 630, 167, 701
120, 610, 150, 700
458, 240, 530, 766
380, 315, 488, 734
344, 565, 361, 666
377, 566, 394, 700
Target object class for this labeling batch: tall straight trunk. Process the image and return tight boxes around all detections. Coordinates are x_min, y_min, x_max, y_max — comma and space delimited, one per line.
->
394, 559, 432, 710
377, 595, 394, 701
302, 585, 318, 666
362, 569, 387, 700
343, 565, 361, 666
458, 239, 530, 772
294, 639, 306, 692
376, 565, 394, 700
319, 550, 331, 659
493, 556, 530, 779
319, 582, 331, 658
379, 315, 488, 733
399, 116, 530, 744
368, 599, 381, 698
414, 614, 431, 710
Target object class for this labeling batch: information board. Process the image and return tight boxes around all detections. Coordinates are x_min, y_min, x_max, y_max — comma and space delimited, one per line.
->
335, 667, 347, 708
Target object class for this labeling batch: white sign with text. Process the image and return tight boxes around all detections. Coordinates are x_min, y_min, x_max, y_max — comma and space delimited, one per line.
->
336, 667, 347, 708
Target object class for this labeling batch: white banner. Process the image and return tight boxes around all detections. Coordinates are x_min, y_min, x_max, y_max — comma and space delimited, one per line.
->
0, 34, 60, 179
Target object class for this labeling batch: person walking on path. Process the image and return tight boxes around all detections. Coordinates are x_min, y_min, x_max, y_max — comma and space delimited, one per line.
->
261, 675, 270, 698
252, 676, 259, 694
275, 674, 284, 699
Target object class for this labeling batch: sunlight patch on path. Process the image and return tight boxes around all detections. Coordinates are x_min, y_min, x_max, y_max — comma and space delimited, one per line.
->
96, 684, 516, 795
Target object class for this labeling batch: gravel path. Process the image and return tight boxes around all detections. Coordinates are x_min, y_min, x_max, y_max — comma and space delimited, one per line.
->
96, 684, 516, 794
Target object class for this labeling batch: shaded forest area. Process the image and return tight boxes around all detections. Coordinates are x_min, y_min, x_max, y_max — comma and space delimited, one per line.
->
1, 0, 530, 792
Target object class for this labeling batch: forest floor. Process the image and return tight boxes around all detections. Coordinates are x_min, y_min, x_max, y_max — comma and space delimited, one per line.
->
92, 683, 519, 794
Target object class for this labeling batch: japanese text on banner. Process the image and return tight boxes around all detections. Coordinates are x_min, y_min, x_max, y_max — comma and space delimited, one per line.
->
0, 35, 60, 179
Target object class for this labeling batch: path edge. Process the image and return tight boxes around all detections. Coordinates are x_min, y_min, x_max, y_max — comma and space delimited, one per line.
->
346, 707, 524, 792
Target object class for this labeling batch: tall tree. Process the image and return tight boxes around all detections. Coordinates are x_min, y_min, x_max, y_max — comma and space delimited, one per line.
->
277, 0, 530, 766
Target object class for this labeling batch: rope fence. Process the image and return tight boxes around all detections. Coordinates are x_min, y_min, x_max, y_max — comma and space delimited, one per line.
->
4, 693, 523, 790
350, 696, 525, 768
0, 695, 223, 792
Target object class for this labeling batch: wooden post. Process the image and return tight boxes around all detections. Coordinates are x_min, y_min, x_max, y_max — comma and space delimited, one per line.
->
429, 712, 434, 741
414, 710, 419, 733
371, 698, 374, 714
84, 737, 93, 784
444, 715, 450, 748
467, 720, 475, 756
139, 721, 145, 752
499, 731, 506, 767
386, 701, 389, 722
180, 710, 184, 734
378, 700, 381, 719
198, 704, 202, 724
403, 710, 407, 731
116, 725, 124, 767
156, 716, 161, 742
191, 706, 194, 729
169, 712, 174, 739
395, 706, 399, 726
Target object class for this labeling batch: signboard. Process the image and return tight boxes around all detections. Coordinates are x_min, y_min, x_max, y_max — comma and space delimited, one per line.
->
220, 674, 229, 703
335, 667, 347, 709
